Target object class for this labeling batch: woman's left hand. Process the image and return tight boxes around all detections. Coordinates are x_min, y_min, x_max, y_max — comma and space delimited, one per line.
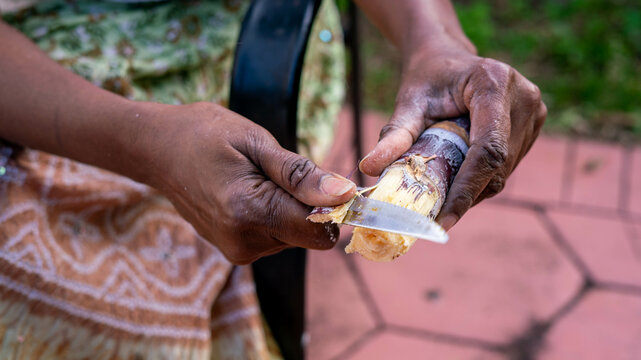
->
359, 45, 547, 230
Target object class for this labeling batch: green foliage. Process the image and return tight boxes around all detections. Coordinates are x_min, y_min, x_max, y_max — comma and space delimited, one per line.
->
359, 25, 401, 114
351, 0, 641, 141
335, 0, 350, 12
454, 0, 641, 140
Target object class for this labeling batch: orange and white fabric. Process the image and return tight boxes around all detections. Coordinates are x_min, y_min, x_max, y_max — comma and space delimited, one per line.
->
0, 0, 345, 357
0, 150, 273, 359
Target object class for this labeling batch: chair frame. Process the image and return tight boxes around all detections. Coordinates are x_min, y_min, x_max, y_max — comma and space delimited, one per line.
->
229, 1, 323, 359
229, 1, 363, 358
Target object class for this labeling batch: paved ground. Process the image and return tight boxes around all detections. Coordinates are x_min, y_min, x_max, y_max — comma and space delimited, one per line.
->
305, 109, 641, 360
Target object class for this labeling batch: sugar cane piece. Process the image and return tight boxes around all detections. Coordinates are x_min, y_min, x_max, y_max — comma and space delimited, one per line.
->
307, 185, 378, 223
306, 197, 355, 224
345, 118, 470, 262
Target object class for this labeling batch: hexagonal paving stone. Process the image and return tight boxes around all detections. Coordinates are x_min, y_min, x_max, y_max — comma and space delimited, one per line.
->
628, 146, 641, 215
307, 247, 377, 360
548, 210, 641, 287
322, 109, 358, 176
322, 109, 387, 183
540, 291, 641, 360
347, 331, 505, 360
632, 223, 641, 258
360, 112, 388, 155
504, 136, 568, 205
352, 203, 583, 344
568, 140, 623, 210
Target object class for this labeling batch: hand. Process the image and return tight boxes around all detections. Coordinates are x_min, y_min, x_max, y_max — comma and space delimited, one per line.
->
147, 102, 356, 264
359, 46, 547, 230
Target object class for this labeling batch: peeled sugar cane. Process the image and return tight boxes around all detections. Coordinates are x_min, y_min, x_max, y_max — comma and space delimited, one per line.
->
308, 117, 470, 262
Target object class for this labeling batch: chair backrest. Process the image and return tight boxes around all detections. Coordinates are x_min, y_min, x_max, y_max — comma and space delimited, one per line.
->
230, 0, 322, 153
229, 0, 323, 359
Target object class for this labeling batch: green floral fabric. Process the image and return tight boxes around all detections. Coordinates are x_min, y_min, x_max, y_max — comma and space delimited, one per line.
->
3, 0, 345, 162
1, 2, 345, 358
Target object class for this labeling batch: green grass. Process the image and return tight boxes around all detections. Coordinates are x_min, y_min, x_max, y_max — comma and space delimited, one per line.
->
352, 0, 641, 142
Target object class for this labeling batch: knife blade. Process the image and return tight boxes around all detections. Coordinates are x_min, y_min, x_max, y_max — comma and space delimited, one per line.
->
341, 196, 449, 244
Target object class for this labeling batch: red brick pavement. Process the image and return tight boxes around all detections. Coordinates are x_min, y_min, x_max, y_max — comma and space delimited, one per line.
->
306, 109, 641, 360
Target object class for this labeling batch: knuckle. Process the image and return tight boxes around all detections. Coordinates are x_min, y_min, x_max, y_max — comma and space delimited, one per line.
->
245, 127, 264, 146
225, 193, 258, 230
529, 103, 547, 140
486, 177, 506, 197
484, 58, 511, 75
478, 137, 509, 171
241, 183, 283, 231
450, 189, 476, 218
244, 127, 273, 160
263, 191, 285, 231
224, 244, 253, 265
395, 86, 423, 105
529, 84, 542, 104
520, 82, 542, 112
475, 59, 511, 90
379, 122, 420, 143
379, 122, 401, 139
281, 157, 316, 191
220, 229, 252, 264
536, 103, 548, 127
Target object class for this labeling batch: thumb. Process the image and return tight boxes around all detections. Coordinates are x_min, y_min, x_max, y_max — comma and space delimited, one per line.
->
257, 144, 356, 207
359, 93, 432, 176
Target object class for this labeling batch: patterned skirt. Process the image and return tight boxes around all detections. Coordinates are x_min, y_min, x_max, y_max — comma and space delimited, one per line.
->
0, 0, 345, 358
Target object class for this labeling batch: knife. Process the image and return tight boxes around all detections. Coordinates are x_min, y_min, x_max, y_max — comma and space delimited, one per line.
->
306, 193, 449, 244
342, 196, 449, 244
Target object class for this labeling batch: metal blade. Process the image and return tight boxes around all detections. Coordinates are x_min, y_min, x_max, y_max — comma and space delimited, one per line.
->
342, 197, 449, 244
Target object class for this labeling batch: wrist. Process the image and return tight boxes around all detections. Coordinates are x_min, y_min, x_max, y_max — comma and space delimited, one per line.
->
402, 32, 477, 66
109, 100, 180, 190
399, 34, 480, 80
126, 101, 226, 193
398, 6, 478, 65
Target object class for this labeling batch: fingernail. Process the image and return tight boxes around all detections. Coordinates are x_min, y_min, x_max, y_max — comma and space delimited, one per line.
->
359, 152, 373, 170
360, 152, 372, 164
322, 176, 355, 197
439, 215, 458, 231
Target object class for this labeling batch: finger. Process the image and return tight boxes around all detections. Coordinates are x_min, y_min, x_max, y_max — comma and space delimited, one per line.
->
245, 133, 356, 207
228, 180, 340, 256
359, 91, 432, 176
437, 90, 511, 230
258, 243, 293, 258
508, 71, 546, 166
507, 80, 547, 175
436, 138, 507, 230
257, 184, 340, 250
225, 232, 286, 265
466, 71, 545, 207
233, 240, 292, 265
518, 101, 547, 163
474, 175, 506, 205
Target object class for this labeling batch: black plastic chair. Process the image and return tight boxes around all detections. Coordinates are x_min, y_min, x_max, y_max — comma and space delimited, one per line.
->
229, 1, 362, 358
229, 1, 321, 359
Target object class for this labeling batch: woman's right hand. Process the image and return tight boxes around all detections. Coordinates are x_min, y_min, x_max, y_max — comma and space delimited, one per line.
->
1, 21, 355, 264
142, 102, 356, 264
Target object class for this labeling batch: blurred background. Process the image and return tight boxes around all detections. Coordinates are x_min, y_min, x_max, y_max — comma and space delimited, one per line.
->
305, 1, 641, 360
340, 0, 641, 143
